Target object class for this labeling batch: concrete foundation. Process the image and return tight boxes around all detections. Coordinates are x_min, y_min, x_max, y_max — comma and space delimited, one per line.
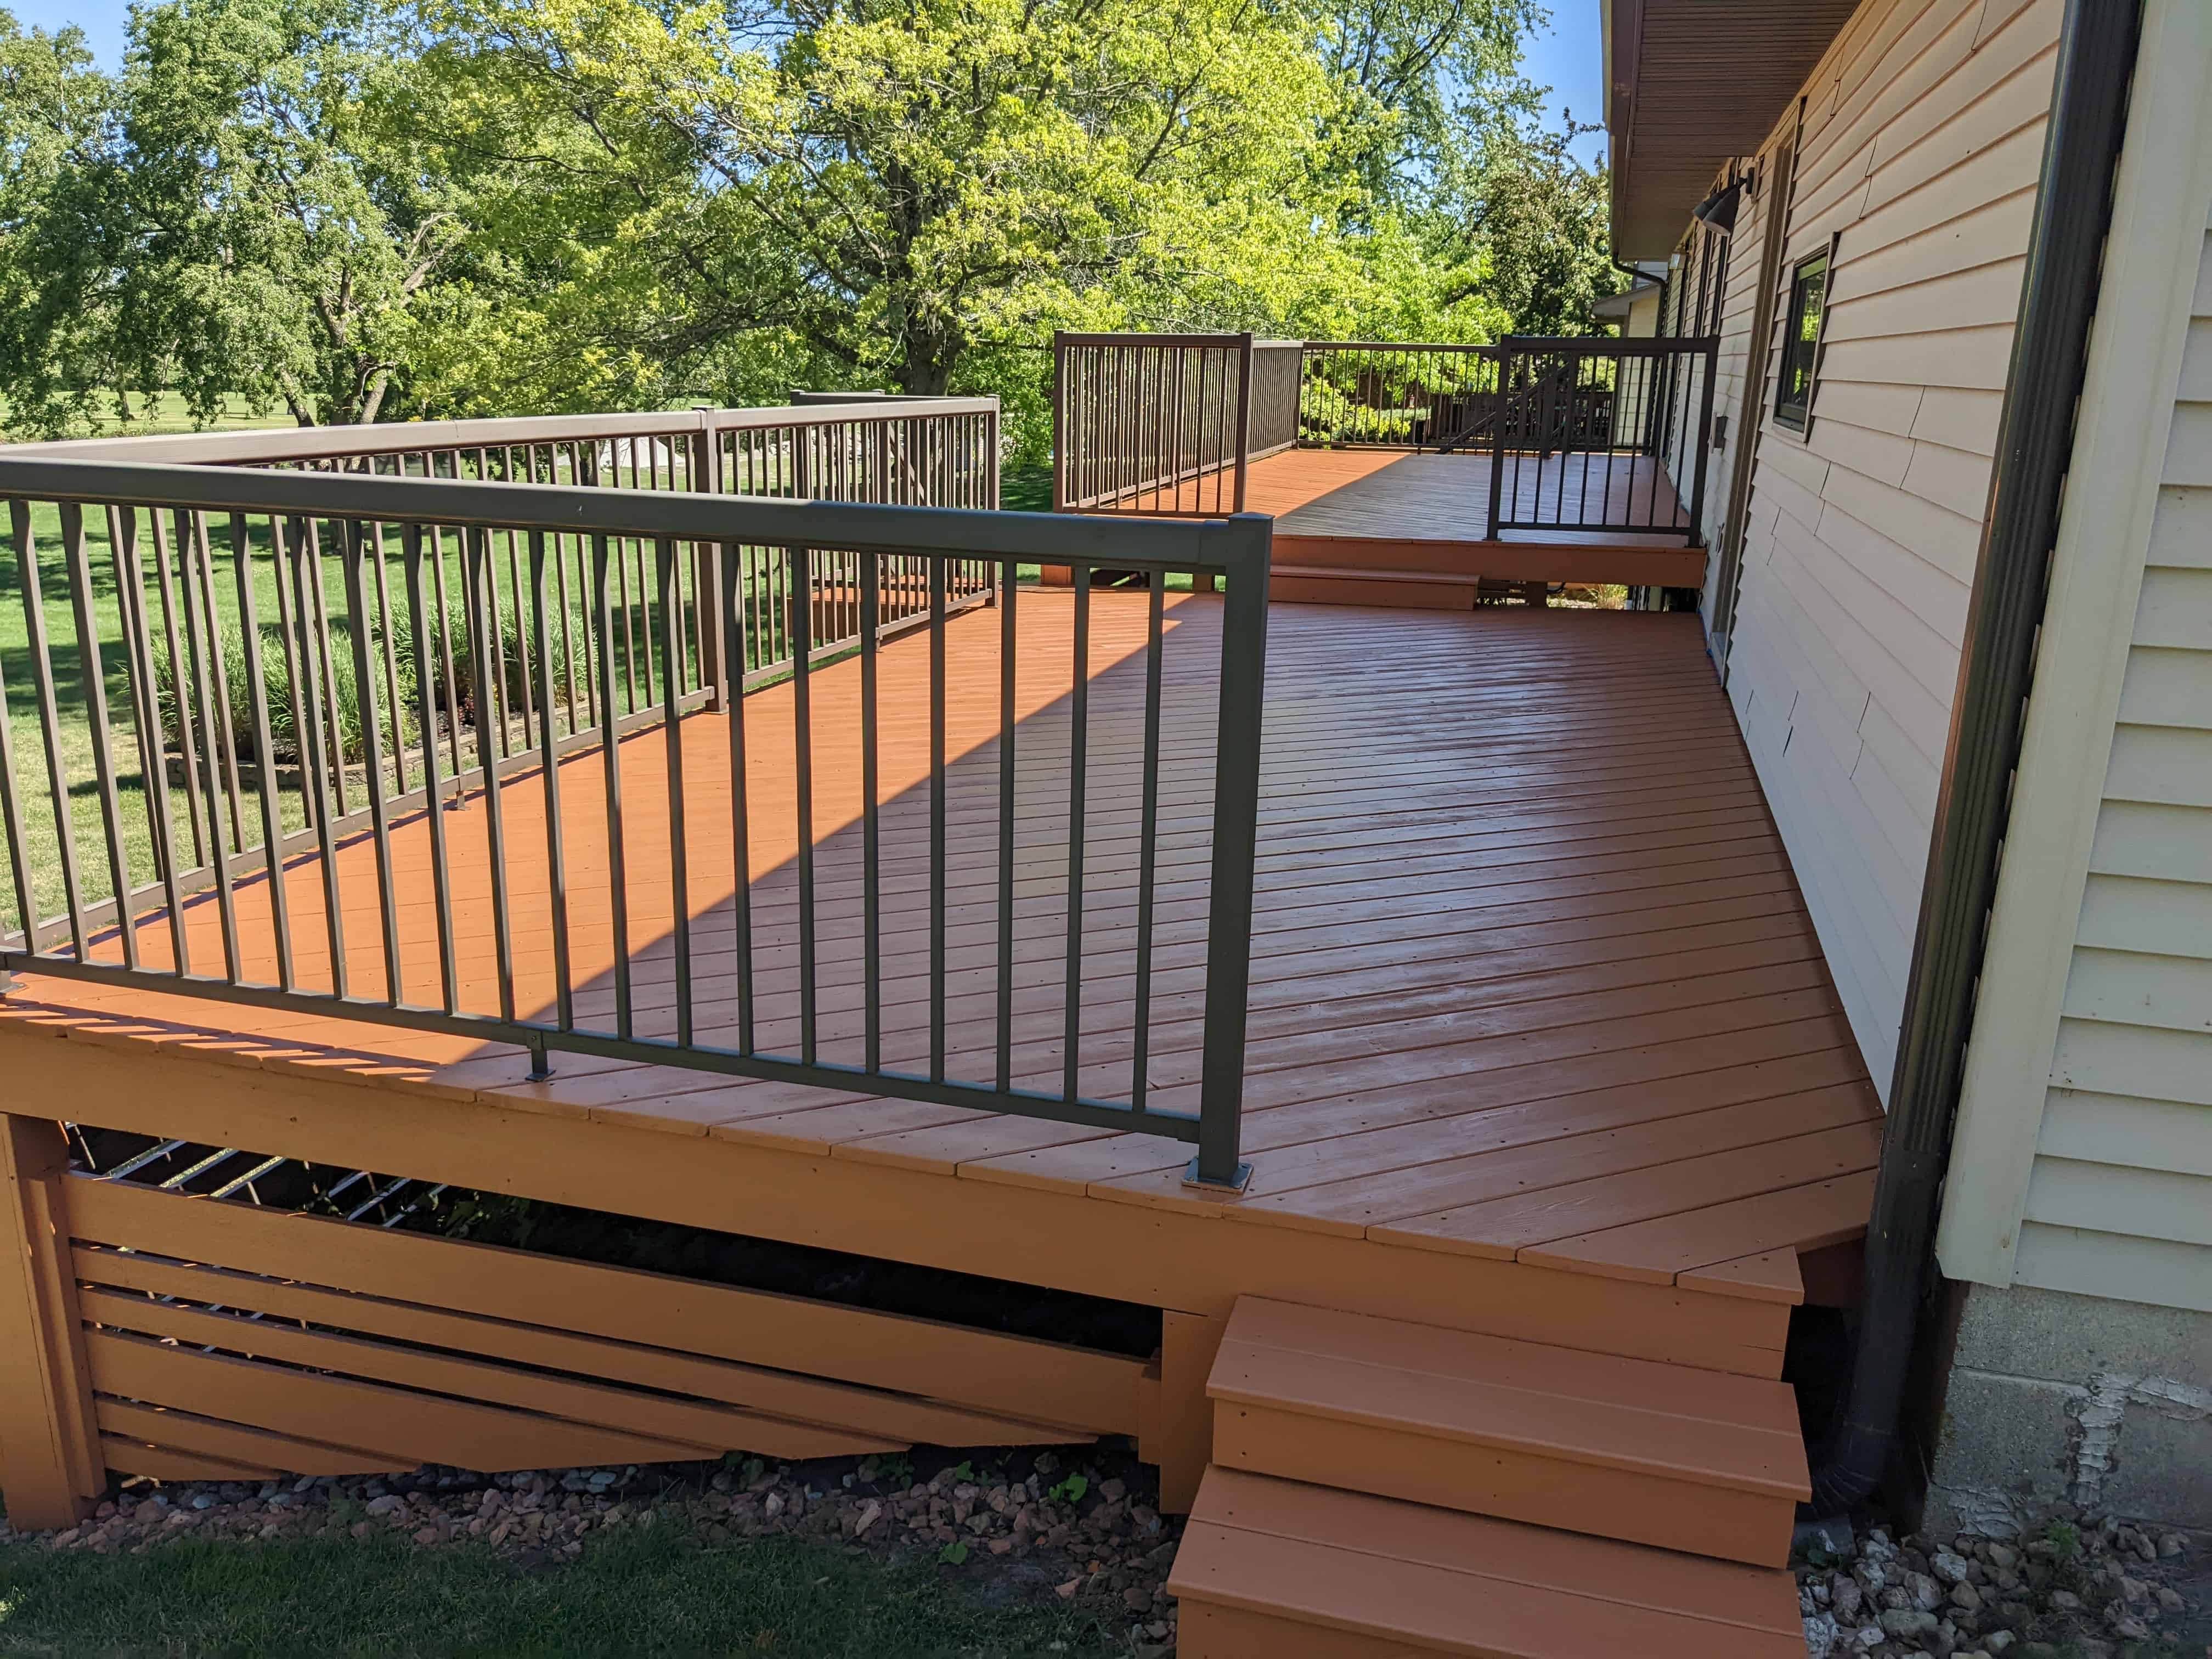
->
1921, 1280, 2212, 1538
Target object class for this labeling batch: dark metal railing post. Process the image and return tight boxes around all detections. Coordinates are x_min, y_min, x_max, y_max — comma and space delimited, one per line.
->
1686, 340, 1721, 544
1050, 332, 1069, 513
1487, 340, 1513, 539
1188, 512, 1271, 1192
1231, 332, 1255, 514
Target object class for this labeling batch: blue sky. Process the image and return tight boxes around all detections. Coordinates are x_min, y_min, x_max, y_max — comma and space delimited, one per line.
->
1523, 2, 1610, 165
14, 0, 1608, 165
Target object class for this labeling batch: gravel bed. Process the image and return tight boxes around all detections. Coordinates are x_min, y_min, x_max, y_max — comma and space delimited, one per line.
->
1798, 1507, 2205, 1658
1, 1446, 1183, 1653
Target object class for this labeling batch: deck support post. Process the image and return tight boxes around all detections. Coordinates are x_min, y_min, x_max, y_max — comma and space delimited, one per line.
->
1144, 1310, 1228, 1515
0, 1115, 103, 1530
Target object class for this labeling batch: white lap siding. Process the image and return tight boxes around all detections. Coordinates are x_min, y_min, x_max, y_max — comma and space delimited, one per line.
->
1715, 0, 2063, 1096
2013, 224, 2212, 1311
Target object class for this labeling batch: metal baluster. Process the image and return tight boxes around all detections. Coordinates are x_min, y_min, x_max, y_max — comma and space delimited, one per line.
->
109, 509, 190, 974
340, 522, 402, 1003
591, 532, 632, 1038
0, 601, 43, 953
58, 504, 138, 967
788, 545, 816, 1063
464, 527, 516, 1024
719, 534, 754, 1055
403, 525, 460, 1015
302, 518, 350, 819
996, 557, 1016, 1092
145, 511, 208, 867
652, 535, 693, 1047
1131, 575, 1164, 1114
11, 501, 89, 958
530, 531, 574, 1034
281, 518, 348, 1000
424, 462, 466, 775
927, 556, 947, 1081
1062, 563, 1090, 1102
366, 496, 409, 797
173, 510, 241, 979
229, 514, 297, 992
188, 511, 248, 850
860, 550, 881, 1073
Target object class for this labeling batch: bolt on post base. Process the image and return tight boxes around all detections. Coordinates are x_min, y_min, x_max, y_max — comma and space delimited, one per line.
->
1183, 1157, 1253, 1195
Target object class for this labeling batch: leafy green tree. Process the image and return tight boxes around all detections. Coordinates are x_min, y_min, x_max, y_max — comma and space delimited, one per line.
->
111, 0, 472, 425
0, 12, 123, 437
413, 0, 1357, 407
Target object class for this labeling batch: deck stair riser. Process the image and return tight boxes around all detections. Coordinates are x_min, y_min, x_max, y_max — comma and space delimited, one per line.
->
1206, 1298, 1808, 1568
1167, 1469, 1807, 1658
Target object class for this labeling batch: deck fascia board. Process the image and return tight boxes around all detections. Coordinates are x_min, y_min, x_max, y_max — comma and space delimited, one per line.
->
0, 1020, 1791, 1377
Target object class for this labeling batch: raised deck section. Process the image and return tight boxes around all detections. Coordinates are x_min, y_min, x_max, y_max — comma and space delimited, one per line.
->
1250, 449, 1707, 602
1, 600, 1875, 1525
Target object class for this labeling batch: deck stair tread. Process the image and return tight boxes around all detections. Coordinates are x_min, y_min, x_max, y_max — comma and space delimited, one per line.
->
1207, 1297, 1807, 1566
1167, 1468, 1806, 1658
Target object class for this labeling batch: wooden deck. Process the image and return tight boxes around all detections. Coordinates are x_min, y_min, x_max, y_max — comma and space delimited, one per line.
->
4, 595, 1876, 1319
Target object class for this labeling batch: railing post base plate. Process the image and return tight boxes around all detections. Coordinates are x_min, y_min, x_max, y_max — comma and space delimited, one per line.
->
1182, 1157, 1253, 1195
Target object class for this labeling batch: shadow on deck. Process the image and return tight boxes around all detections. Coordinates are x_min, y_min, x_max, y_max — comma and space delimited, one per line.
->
10, 596, 1877, 1313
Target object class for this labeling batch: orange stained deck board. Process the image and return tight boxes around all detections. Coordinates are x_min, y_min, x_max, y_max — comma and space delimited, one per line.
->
1167, 1468, 1805, 1657
14, 597, 1880, 1302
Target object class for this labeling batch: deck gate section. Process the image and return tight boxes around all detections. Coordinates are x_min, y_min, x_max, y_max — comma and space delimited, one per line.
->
0, 427, 1272, 1190
1486, 335, 1720, 543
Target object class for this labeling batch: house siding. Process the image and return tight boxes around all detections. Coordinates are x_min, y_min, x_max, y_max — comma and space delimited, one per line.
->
2010, 219, 2212, 1314
1712, 0, 2063, 1096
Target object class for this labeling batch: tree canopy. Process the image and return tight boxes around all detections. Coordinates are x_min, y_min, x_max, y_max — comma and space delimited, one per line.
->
0, 0, 1621, 443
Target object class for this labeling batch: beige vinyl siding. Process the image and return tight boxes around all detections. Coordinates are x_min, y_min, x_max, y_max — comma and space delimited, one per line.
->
1715, 0, 2062, 1094
1694, 151, 1777, 610
2012, 224, 2212, 1311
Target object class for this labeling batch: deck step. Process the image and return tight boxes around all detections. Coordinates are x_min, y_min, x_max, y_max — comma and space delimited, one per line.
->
1168, 1468, 1806, 1658
1207, 1297, 1808, 1566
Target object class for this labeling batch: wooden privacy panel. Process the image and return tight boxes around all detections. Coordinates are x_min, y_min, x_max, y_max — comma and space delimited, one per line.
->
65, 1176, 1143, 1486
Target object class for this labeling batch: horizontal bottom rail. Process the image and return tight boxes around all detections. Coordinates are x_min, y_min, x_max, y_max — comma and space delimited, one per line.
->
0, 952, 1204, 1144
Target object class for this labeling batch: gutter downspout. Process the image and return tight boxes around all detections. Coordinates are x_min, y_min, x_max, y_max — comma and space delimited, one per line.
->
1809, 0, 2145, 1514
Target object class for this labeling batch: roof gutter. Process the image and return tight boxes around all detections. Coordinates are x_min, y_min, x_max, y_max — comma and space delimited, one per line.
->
1810, 0, 2144, 1514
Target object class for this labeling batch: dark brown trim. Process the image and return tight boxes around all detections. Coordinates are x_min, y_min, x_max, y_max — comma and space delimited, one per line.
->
1810, 0, 2146, 1515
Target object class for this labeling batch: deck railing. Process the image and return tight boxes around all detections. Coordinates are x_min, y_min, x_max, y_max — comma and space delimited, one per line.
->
1054, 333, 1723, 546
1295, 342, 1501, 450
0, 428, 1272, 1188
1484, 336, 1720, 541
1049, 333, 1302, 517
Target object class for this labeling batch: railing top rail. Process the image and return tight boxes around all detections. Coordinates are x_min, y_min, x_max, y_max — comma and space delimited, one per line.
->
1496, 334, 1722, 355
0, 454, 1254, 575
1053, 331, 1272, 348
0, 398, 1002, 466
1296, 340, 1497, 354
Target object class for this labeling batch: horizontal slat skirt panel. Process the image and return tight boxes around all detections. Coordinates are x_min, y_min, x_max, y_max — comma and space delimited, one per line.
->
65, 1176, 1142, 1438
84, 1330, 708, 1474
77, 1286, 898, 1464
95, 1396, 407, 1478
97, 1433, 279, 1486
74, 1248, 1083, 1449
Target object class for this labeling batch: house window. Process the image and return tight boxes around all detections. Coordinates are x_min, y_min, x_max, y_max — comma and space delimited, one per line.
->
1775, 249, 1829, 431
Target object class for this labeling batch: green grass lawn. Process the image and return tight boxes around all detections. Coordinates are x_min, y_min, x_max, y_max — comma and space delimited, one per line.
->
0, 1525, 1123, 1657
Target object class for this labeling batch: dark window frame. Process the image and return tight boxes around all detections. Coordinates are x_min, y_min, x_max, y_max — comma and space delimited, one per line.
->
1774, 240, 1835, 433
